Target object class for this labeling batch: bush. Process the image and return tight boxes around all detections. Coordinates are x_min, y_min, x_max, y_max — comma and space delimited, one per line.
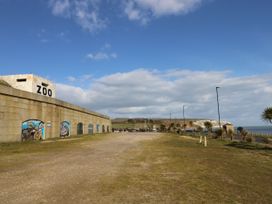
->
215, 129, 223, 138
246, 136, 252, 143
262, 137, 269, 144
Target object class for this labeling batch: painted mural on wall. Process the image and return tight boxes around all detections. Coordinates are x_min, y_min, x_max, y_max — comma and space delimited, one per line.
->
21, 119, 45, 141
60, 121, 70, 137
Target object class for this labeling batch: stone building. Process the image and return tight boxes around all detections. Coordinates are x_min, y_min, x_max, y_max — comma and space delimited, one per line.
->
0, 74, 56, 98
0, 74, 111, 142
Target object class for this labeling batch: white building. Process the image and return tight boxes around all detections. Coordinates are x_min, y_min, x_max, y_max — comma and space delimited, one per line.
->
0, 74, 56, 98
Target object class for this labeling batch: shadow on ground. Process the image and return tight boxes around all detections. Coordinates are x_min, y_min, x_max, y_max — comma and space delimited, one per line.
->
226, 141, 272, 151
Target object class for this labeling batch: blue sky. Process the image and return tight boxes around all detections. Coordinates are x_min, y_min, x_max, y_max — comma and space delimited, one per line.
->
1, 0, 272, 125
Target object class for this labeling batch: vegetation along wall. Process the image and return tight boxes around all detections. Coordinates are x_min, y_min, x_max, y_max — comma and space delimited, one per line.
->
0, 83, 111, 142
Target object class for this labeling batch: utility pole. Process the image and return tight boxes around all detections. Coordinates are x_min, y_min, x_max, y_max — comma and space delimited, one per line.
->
183, 105, 186, 129
216, 87, 221, 128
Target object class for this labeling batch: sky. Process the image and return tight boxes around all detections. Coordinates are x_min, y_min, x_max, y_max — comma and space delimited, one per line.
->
0, 0, 272, 126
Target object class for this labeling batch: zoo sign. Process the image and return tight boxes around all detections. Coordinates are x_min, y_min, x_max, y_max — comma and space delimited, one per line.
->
37, 84, 53, 97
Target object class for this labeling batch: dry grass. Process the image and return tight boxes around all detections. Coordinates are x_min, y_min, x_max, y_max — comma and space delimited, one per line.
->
0, 133, 271, 203
95, 134, 272, 203
0, 134, 110, 169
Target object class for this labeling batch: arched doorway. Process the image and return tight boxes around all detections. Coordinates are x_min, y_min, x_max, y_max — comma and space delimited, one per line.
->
88, 124, 94, 135
102, 125, 105, 133
60, 121, 70, 137
107, 126, 110, 133
77, 123, 83, 135
21, 119, 45, 141
96, 124, 100, 133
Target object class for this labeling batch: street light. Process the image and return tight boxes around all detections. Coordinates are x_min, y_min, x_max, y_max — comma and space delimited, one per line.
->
183, 105, 186, 129
216, 87, 221, 128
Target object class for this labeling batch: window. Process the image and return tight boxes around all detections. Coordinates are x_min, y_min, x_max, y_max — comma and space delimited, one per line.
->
17, 78, 27, 82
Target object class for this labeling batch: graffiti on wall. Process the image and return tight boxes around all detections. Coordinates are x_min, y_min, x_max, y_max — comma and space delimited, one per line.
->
21, 119, 45, 141
60, 121, 70, 137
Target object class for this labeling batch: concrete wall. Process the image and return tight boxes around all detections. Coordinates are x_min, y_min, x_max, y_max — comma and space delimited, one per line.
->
0, 84, 111, 142
0, 74, 56, 98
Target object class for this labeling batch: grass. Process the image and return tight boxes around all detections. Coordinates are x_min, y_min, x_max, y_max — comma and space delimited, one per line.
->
95, 134, 272, 203
112, 123, 147, 129
0, 133, 111, 169
1, 133, 271, 203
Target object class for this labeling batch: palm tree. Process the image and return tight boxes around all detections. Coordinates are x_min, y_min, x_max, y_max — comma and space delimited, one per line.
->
262, 107, 272, 124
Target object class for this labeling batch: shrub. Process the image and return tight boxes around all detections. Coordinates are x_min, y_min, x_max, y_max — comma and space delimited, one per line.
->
246, 136, 252, 143
215, 129, 223, 138
262, 137, 269, 144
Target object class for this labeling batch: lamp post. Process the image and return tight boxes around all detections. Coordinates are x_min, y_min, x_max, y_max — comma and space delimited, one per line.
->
183, 105, 186, 129
216, 87, 221, 129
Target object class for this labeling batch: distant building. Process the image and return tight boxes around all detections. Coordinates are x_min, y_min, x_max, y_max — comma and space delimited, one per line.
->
0, 74, 56, 98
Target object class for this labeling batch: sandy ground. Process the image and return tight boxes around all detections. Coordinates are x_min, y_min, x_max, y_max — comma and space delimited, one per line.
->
0, 133, 160, 204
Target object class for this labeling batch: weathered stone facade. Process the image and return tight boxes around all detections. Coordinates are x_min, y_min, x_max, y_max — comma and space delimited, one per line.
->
0, 74, 56, 98
0, 83, 111, 142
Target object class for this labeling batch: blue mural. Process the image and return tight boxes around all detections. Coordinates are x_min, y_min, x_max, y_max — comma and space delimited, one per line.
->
21, 119, 45, 141
60, 121, 70, 137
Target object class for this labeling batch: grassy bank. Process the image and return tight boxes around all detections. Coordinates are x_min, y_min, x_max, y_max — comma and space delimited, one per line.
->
96, 134, 272, 203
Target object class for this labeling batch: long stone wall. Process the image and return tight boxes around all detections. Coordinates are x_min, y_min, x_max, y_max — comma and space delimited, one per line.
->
0, 84, 111, 142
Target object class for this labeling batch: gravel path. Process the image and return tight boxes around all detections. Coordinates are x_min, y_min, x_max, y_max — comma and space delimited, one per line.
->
0, 133, 160, 204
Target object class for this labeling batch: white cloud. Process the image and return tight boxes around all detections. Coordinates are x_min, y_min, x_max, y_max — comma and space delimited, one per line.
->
86, 52, 117, 60
49, 0, 70, 17
56, 69, 272, 126
67, 76, 76, 82
67, 74, 93, 83
123, 0, 204, 23
49, 0, 106, 33
48, 0, 207, 30
86, 43, 117, 60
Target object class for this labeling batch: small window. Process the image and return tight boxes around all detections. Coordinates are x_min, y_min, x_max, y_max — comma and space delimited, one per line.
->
17, 78, 27, 82
42, 82, 48, 87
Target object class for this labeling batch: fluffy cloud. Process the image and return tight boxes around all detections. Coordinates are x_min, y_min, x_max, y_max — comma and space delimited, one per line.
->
56, 69, 272, 126
49, 0, 106, 32
48, 0, 206, 30
124, 0, 204, 23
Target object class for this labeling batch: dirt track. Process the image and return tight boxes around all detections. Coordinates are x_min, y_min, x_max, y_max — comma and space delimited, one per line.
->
0, 133, 160, 204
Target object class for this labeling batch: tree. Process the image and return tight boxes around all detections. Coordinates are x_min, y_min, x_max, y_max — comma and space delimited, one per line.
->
237, 126, 248, 141
160, 124, 166, 132
204, 121, 213, 133
262, 107, 272, 124
237, 126, 244, 133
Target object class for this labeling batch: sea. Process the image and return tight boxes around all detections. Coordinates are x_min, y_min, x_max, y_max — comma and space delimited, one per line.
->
239, 126, 272, 136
